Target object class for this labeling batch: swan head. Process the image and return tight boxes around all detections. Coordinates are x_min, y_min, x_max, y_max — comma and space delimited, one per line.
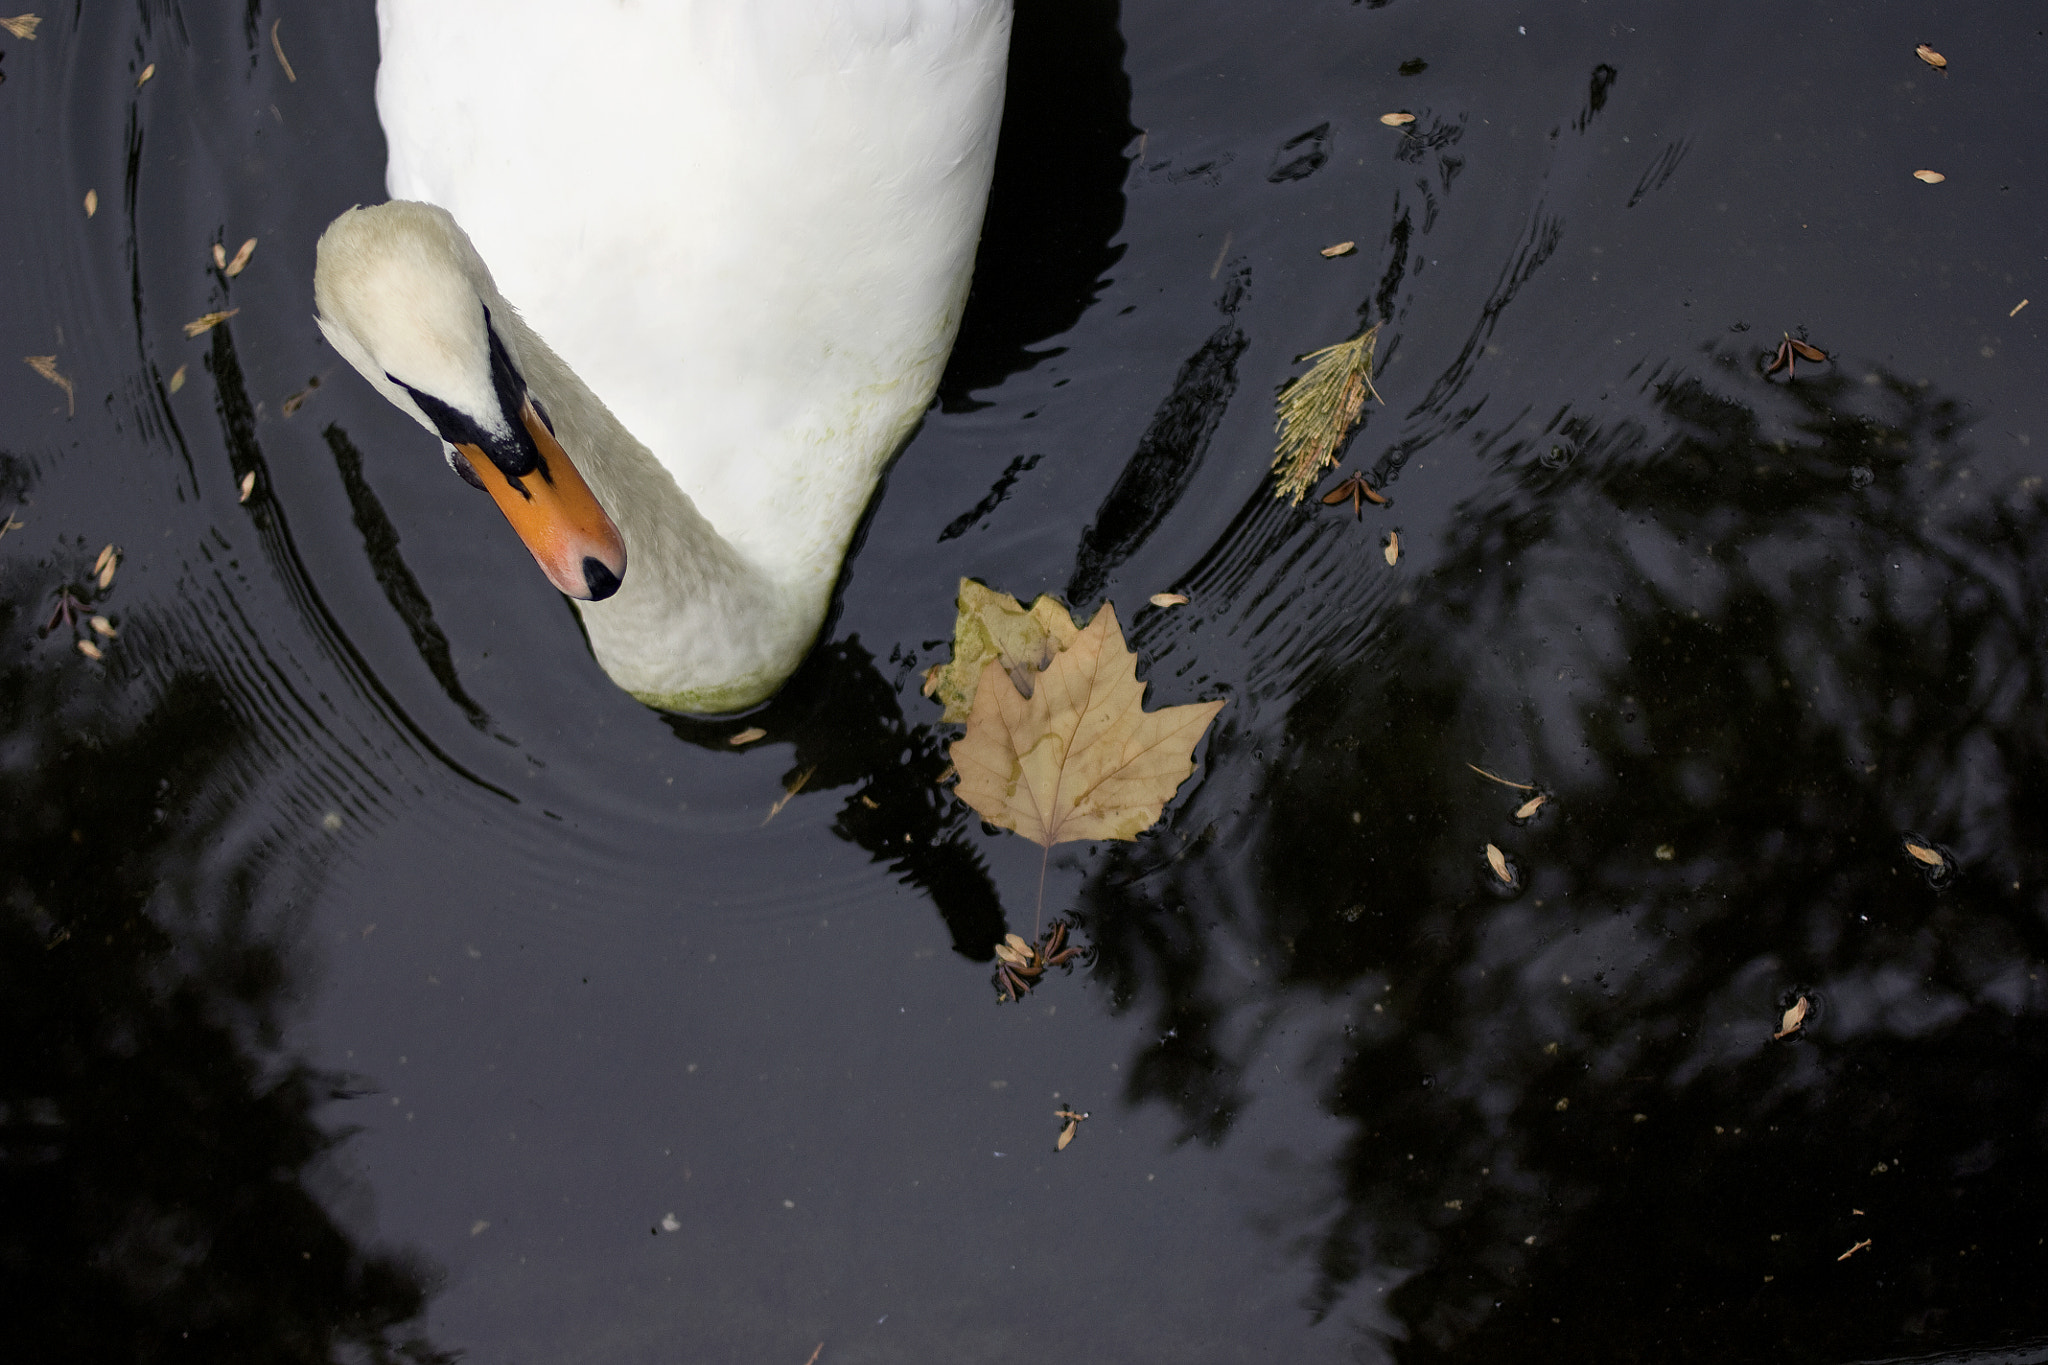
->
313, 201, 627, 601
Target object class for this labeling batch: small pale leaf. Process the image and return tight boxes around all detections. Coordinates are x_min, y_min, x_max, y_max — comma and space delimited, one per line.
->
93, 544, 114, 576
183, 309, 240, 338
1149, 592, 1189, 608
169, 363, 188, 394
136, 62, 155, 88
1004, 933, 1033, 956
1915, 43, 1946, 69
1485, 843, 1511, 883
1514, 793, 1548, 819
1912, 169, 1945, 184
1056, 1120, 1077, 1151
212, 243, 228, 270
0, 14, 43, 40
1787, 338, 1828, 363
727, 726, 767, 746
1383, 531, 1400, 566
226, 237, 257, 277
950, 602, 1226, 847
238, 471, 257, 503
98, 554, 119, 590
1380, 111, 1416, 126
1904, 841, 1943, 866
1320, 241, 1356, 258
83, 189, 98, 218
1774, 996, 1811, 1039
90, 616, 116, 638
77, 639, 102, 660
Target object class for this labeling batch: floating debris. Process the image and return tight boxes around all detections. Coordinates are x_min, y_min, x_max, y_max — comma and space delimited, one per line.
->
992, 920, 1086, 1002
238, 471, 256, 503
762, 763, 816, 824
1055, 1106, 1089, 1151
728, 726, 766, 746
23, 354, 74, 415
89, 616, 116, 638
2011, 298, 2029, 318
76, 639, 102, 660
83, 189, 97, 218
1766, 333, 1828, 378
0, 14, 43, 40
1915, 43, 1946, 69
1320, 241, 1356, 258
95, 545, 118, 590
1838, 1238, 1872, 1262
1148, 592, 1189, 608
1774, 995, 1811, 1040
1513, 793, 1548, 820
1484, 843, 1513, 885
1273, 326, 1384, 504
1912, 169, 1945, 184
1904, 841, 1944, 867
1383, 531, 1400, 566
168, 363, 188, 394
1321, 470, 1388, 520
1380, 111, 1415, 126
1468, 763, 1535, 791
136, 62, 155, 89
270, 18, 297, 82
183, 309, 240, 338
212, 243, 227, 270
225, 237, 257, 277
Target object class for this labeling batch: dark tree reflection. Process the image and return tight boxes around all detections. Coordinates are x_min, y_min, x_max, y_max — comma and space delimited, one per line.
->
1080, 357, 2048, 1361
0, 521, 447, 1364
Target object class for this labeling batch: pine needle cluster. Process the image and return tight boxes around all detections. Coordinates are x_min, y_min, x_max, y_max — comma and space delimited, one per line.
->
1271, 324, 1384, 504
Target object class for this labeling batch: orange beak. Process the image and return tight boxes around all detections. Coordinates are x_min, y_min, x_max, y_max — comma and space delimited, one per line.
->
455, 398, 627, 600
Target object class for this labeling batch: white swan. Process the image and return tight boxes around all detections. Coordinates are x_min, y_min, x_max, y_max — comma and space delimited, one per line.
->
314, 0, 1011, 712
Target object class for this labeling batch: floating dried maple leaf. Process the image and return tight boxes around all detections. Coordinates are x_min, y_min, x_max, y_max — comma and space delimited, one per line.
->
951, 602, 1224, 848
1273, 325, 1383, 504
928, 578, 1082, 723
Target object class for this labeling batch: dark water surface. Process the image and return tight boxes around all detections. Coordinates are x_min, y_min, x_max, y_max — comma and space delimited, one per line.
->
7, 2, 2048, 1362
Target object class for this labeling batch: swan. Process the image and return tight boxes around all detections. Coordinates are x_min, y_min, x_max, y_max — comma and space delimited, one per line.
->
313, 0, 1012, 713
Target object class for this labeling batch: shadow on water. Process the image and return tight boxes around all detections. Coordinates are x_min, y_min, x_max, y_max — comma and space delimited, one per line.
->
0, 460, 447, 1364
937, 0, 1136, 409
1074, 354, 2048, 1360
